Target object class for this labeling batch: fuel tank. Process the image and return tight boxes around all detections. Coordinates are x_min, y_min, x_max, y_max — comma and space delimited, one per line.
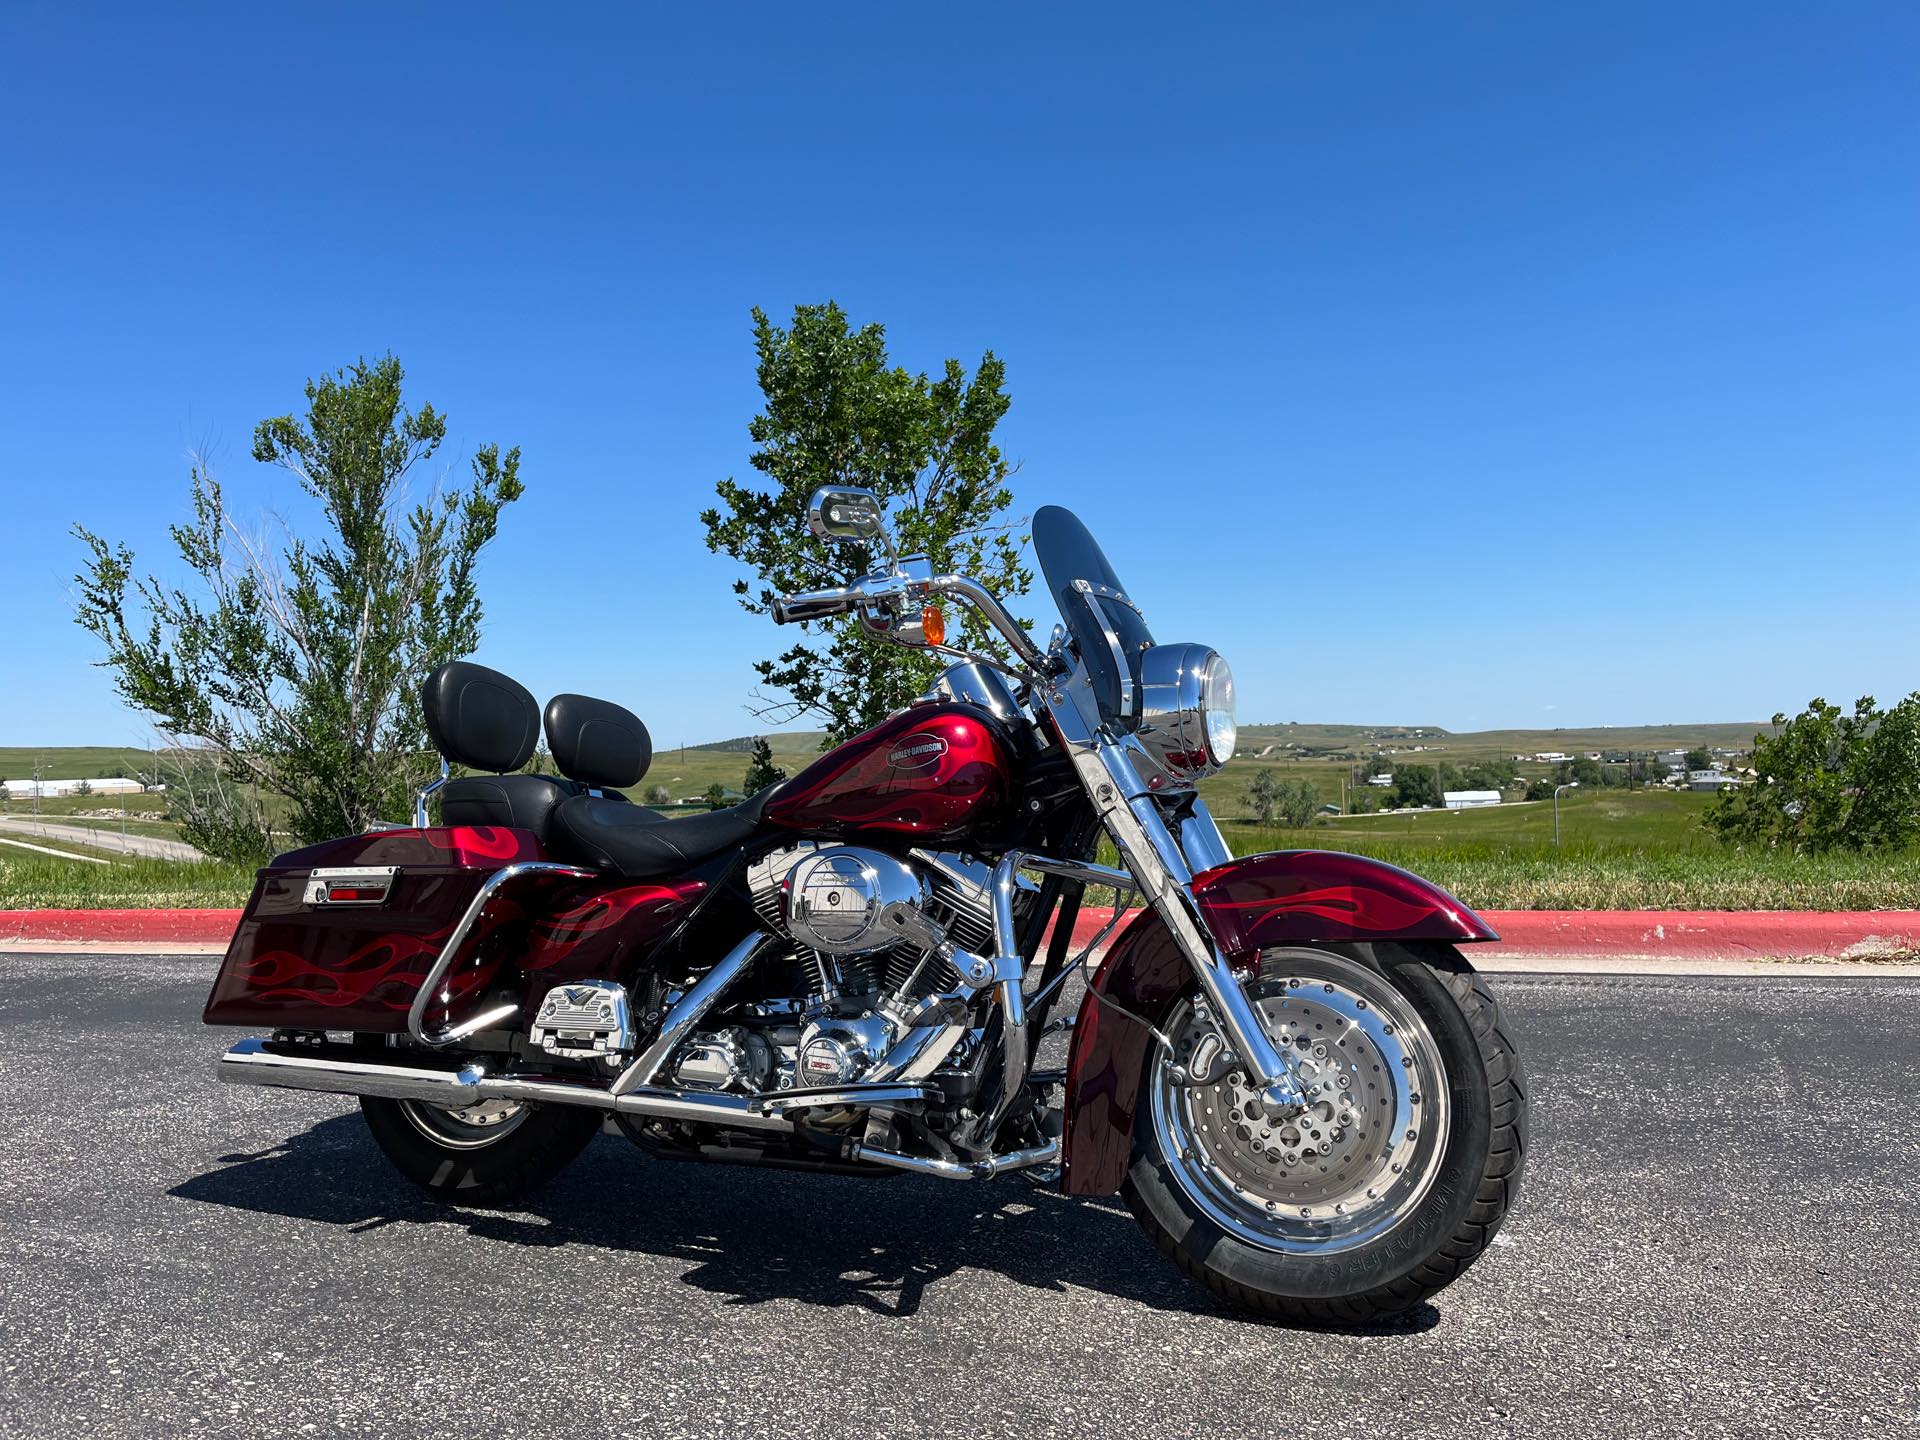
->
766, 702, 1015, 842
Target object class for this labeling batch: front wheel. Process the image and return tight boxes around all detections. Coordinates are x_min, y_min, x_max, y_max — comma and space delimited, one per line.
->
1123, 942, 1526, 1324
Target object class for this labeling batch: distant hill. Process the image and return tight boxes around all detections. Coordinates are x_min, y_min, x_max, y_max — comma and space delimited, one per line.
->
6, 720, 1775, 785
1236, 721, 1773, 762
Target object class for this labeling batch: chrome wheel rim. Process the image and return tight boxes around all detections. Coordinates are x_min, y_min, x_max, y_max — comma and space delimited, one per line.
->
1150, 949, 1450, 1255
398, 1096, 529, 1150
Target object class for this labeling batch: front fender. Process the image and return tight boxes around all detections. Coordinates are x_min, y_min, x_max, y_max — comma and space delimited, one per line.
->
1059, 850, 1494, 1195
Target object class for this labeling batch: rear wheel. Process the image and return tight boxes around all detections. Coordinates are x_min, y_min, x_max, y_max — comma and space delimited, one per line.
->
1123, 942, 1525, 1323
360, 1094, 603, 1204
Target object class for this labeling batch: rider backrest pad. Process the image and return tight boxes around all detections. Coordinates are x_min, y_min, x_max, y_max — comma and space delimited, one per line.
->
544, 692, 652, 789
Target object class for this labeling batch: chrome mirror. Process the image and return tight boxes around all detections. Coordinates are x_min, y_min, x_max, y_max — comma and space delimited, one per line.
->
806, 486, 886, 544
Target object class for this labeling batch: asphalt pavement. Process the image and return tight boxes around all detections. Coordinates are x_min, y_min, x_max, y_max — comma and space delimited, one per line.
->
1, 951, 1915, 1440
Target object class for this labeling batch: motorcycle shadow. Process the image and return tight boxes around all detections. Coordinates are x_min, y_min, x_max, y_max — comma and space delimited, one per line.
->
172, 1114, 1440, 1333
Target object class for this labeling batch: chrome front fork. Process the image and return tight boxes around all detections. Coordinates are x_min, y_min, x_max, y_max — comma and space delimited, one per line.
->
1038, 677, 1309, 1113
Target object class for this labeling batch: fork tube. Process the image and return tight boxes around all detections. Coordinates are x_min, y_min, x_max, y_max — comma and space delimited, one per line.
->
1081, 739, 1308, 1112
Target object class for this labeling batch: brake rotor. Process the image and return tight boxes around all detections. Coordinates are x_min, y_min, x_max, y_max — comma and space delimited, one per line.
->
1153, 951, 1449, 1253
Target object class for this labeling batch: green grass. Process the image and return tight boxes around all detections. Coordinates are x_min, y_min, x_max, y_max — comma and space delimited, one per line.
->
1214, 831, 1920, 911
0, 844, 255, 909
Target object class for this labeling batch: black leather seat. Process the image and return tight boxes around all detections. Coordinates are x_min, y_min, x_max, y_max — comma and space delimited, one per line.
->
423, 662, 583, 840
551, 785, 782, 879
423, 664, 645, 842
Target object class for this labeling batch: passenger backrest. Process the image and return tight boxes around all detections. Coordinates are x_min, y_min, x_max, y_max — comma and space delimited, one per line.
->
422, 662, 541, 774
544, 693, 652, 790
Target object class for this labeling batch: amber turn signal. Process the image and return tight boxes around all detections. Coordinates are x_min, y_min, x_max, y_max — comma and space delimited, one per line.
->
920, 604, 946, 647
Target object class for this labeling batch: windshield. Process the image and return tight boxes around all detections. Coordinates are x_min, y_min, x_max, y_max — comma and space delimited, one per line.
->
1032, 505, 1155, 726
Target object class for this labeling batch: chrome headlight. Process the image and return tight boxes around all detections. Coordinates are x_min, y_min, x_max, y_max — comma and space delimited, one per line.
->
1136, 644, 1237, 785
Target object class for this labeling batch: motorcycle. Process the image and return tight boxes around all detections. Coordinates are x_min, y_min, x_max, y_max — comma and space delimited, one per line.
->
207, 490, 1526, 1321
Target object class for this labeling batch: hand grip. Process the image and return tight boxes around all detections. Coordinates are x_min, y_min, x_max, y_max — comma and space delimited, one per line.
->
771, 586, 855, 624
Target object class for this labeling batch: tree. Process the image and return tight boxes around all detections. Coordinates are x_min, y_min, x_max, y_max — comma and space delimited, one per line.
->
1246, 769, 1281, 824
643, 784, 672, 806
1555, 756, 1605, 788
72, 778, 93, 797
1709, 694, 1920, 853
1685, 747, 1713, 772
1246, 769, 1317, 827
743, 736, 788, 794
1626, 755, 1667, 787
1274, 776, 1320, 828
703, 782, 729, 807
1391, 763, 1460, 809
1460, 761, 1516, 793
73, 355, 523, 861
702, 303, 1029, 745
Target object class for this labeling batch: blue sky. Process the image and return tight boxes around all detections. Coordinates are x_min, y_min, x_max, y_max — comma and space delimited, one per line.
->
2, 3, 1915, 750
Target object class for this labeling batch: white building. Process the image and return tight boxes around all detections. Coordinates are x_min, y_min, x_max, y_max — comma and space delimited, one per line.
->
0, 777, 160, 798
1443, 790, 1503, 809
1533, 751, 1571, 764
1367, 774, 1394, 787
1687, 770, 1740, 791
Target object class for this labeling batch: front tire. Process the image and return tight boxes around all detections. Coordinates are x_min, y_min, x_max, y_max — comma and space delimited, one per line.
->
360, 1095, 603, 1204
1123, 942, 1526, 1323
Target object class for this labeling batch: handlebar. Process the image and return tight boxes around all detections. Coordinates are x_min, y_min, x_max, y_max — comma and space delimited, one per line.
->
772, 565, 1048, 671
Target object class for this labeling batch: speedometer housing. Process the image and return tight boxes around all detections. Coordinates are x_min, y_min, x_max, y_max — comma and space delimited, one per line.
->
1134, 643, 1236, 786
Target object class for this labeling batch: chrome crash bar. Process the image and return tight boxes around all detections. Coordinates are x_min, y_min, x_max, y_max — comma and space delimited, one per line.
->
406, 861, 597, 1048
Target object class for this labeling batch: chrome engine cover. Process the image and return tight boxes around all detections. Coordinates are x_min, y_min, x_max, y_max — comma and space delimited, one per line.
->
783, 847, 928, 957
796, 1012, 896, 1087
672, 1025, 776, 1092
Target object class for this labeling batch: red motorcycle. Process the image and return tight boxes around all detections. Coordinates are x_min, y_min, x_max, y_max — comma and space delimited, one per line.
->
208, 490, 1525, 1321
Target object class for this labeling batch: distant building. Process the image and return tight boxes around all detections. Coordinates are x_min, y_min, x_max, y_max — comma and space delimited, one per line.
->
1687, 770, 1740, 791
1, 777, 158, 798
1443, 790, 1503, 809
1367, 774, 1393, 787
1533, 751, 1572, 764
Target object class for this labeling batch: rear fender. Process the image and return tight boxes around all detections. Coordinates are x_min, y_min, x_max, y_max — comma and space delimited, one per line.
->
1060, 850, 1495, 1196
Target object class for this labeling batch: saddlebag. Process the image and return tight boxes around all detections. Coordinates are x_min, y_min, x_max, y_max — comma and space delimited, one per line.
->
202, 826, 548, 1033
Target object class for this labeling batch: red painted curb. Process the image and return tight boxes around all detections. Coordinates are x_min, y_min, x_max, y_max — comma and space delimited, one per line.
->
1060, 907, 1920, 960
4, 906, 1917, 960
0, 909, 243, 945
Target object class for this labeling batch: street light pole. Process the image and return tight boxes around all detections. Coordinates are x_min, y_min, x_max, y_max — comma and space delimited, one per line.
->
1553, 781, 1579, 847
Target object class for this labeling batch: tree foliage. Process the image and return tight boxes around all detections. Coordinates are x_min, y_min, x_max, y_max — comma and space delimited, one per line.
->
743, 736, 788, 794
1707, 695, 1920, 853
701, 303, 1029, 744
1389, 764, 1446, 810
73, 355, 523, 858
1247, 769, 1318, 826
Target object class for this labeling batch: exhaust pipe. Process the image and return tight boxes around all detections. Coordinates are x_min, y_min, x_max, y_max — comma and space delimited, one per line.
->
216, 1039, 940, 1135
219, 1038, 797, 1132
845, 1137, 1060, 1180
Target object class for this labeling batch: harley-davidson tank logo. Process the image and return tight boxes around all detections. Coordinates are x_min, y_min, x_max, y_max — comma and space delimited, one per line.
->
887, 736, 949, 769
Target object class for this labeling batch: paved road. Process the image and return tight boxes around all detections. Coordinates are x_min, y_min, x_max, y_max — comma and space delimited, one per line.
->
2, 953, 1916, 1440
0, 814, 203, 862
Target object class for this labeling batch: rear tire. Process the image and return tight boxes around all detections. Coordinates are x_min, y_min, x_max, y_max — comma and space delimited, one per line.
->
1123, 942, 1526, 1324
360, 1095, 603, 1204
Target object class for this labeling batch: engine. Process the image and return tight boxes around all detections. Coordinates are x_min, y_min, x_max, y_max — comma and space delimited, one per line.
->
664, 844, 1012, 1097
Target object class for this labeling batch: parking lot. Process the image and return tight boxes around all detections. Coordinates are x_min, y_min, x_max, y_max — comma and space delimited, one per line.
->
2, 952, 1915, 1439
